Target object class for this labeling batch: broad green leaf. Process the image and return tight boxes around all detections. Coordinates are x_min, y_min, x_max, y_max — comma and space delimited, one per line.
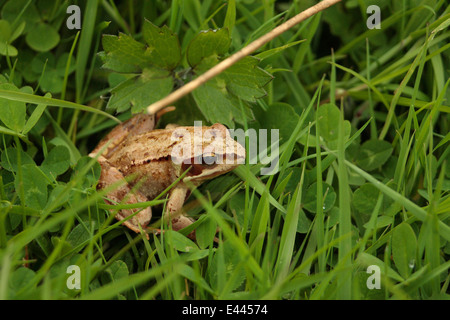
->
71, 156, 101, 189
283, 167, 304, 194
297, 209, 312, 234
0, 20, 12, 41
317, 103, 351, 142
184, 250, 211, 262
221, 56, 273, 102
1, 0, 40, 33
188, 29, 272, 117
25, 22, 60, 52
303, 182, 336, 213
196, 216, 217, 250
48, 254, 86, 297
101, 21, 181, 73
31, 53, 75, 93
101, 33, 149, 73
354, 270, 386, 300
9, 267, 36, 295
356, 139, 393, 171
43, 69, 66, 93
208, 240, 246, 293
47, 135, 80, 166
347, 160, 450, 242
106, 261, 129, 282
165, 230, 198, 252
362, 215, 393, 229
44, 184, 71, 212
257, 102, 300, 143
356, 252, 404, 282
0, 19, 18, 56
67, 223, 92, 248
107, 68, 173, 113
142, 19, 181, 70
1, 147, 35, 172
187, 28, 231, 67
0, 41, 17, 56
9, 21, 25, 42
41, 145, 71, 178
353, 183, 394, 214
392, 222, 417, 279
51, 236, 74, 256
192, 82, 241, 128
0, 83, 26, 132
31, 52, 54, 72
15, 163, 49, 210
298, 103, 351, 147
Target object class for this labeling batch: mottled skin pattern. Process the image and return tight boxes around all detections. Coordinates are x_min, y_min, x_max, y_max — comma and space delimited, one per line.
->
89, 113, 245, 238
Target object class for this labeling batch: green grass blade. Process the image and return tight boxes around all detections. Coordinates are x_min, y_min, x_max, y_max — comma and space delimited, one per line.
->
336, 101, 352, 299
0, 89, 119, 123
346, 161, 450, 242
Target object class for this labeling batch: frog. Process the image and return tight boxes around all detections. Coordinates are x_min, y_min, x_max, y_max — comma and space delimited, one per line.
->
89, 112, 246, 238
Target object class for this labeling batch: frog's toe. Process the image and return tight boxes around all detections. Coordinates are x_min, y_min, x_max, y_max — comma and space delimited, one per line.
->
119, 207, 152, 232
171, 215, 196, 239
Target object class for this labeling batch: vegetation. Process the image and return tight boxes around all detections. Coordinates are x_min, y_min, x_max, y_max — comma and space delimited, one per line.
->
0, 0, 449, 300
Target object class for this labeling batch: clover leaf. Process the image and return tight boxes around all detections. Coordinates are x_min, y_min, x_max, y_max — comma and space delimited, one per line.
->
2, 0, 60, 52
0, 82, 27, 132
31, 52, 75, 94
0, 19, 25, 56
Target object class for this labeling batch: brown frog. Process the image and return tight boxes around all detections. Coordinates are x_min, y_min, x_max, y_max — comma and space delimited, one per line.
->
89, 113, 245, 237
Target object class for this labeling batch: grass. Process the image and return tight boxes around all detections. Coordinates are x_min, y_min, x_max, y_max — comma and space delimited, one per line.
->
0, 0, 449, 300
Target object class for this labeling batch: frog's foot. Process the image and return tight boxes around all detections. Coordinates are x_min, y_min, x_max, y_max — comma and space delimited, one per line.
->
94, 155, 152, 237
171, 215, 196, 239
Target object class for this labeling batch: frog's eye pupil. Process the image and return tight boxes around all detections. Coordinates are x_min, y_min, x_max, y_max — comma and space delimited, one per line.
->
202, 155, 216, 165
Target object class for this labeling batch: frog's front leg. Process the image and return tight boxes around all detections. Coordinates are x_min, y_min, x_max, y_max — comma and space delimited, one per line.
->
165, 185, 195, 235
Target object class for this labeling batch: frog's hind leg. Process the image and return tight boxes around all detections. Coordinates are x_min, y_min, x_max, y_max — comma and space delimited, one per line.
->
95, 155, 152, 236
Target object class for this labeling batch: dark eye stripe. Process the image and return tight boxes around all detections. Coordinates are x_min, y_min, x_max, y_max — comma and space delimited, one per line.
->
181, 156, 219, 176
181, 163, 204, 176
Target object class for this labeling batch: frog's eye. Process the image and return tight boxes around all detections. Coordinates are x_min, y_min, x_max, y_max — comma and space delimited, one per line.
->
201, 154, 217, 165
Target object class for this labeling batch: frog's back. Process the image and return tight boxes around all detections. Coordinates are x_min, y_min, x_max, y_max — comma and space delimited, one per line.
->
109, 129, 178, 167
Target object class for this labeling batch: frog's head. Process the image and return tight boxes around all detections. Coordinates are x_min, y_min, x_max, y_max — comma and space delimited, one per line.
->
170, 123, 246, 184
